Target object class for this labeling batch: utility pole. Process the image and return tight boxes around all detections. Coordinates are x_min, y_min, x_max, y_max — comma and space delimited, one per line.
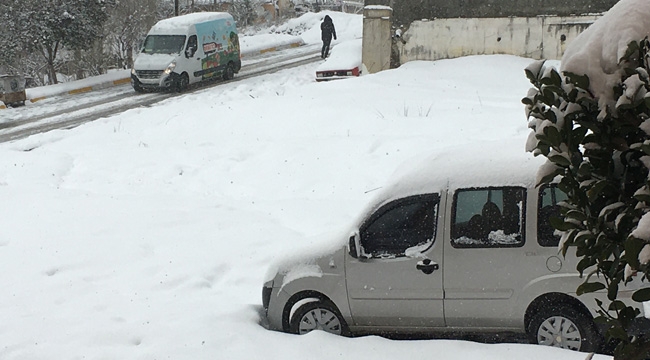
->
174, 0, 179, 15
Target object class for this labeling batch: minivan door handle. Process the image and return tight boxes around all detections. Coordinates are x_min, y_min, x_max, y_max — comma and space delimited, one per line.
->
416, 259, 439, 274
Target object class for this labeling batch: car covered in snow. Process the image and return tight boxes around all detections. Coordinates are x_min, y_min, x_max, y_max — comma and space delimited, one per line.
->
262, 140, 650, 353
315, 38, 363, 82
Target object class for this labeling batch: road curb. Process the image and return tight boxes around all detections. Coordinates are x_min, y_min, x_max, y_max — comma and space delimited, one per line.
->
1, 41, 304, 109
241, 40, 304, 58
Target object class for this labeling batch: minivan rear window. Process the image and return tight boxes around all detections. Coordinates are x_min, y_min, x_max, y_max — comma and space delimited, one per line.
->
451, 187, 526, 248
538, 185, 568, 247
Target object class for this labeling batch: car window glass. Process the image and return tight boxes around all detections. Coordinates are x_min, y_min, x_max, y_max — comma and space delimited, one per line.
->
451, 187, 526, 248
187, 35, 197, 49
538, 185, 568, 247
142, 35, 186, 54
361, 195, 439, 258
185, 35, 198, 57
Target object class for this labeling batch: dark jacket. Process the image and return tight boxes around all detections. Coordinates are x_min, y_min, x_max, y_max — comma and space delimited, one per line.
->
320, 15, 337, 42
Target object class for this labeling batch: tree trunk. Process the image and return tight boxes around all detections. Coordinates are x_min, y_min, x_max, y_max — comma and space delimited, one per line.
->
48, 62, 57, 85
42, 42, 60, 85
126, 45, 133, 69
75, 49, 85, 80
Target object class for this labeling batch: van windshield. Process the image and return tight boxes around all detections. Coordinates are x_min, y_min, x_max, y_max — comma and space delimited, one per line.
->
142, 35, 186, 55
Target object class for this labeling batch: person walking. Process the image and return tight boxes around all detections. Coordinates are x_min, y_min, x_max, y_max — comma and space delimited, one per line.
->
320, 15, 337, 59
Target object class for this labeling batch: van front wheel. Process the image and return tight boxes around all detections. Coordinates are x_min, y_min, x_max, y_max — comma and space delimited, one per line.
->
289, 300, 348, 336
176, 73, 189, 93
528, 304, 602, 352
223, 63, 235, 81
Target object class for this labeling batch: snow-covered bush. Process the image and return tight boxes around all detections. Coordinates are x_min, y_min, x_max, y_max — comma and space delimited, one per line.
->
523, 38, 650, 359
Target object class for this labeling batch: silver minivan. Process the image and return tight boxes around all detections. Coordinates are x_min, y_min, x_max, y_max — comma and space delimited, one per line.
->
262, 142, 647, 352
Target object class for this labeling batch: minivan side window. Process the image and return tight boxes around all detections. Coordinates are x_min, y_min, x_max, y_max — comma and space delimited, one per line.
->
538, 185, 568, 247
360, 194, 439, 258
451, 187, 526, 248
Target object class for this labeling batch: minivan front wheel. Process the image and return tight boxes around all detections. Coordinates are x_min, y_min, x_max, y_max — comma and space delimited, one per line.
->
289, 300, 348, 336
528, 305, 601, 352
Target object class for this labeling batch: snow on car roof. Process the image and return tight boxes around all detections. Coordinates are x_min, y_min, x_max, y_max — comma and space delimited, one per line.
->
316, 38, 362, 71
360, 138, 547, 220
150, 12, 233, 34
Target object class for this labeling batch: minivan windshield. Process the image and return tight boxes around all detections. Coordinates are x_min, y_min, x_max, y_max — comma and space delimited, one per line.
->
142, 35, 186, 55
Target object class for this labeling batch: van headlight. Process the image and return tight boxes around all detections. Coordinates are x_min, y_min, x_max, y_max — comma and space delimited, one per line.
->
131, 68, 136, 75
163, 61, 177, 75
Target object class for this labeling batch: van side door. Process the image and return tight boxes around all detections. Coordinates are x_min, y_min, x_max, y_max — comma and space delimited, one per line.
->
345, 193, 445, 329
184, 34, 201, 83
443, 186, 528, 329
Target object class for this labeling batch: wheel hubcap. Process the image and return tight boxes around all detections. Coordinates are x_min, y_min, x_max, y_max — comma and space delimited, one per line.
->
537, 316, 582, 350
298, 308, 342, 335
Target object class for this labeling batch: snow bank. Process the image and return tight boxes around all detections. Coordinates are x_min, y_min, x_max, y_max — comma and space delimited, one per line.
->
265, 10, 362, 44
561, 0, 650, 106
239, 33, 303, 53
25, 70, 130, 100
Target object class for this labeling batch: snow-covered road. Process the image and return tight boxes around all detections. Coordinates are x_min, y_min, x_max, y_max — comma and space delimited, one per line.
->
0, 44, 323, 142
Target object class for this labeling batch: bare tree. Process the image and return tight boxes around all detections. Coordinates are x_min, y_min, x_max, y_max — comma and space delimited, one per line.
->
104, 0, 159, 69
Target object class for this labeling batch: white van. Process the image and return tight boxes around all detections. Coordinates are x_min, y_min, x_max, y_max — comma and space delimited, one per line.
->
262, 141, 649, 352
131, 12, 241, 92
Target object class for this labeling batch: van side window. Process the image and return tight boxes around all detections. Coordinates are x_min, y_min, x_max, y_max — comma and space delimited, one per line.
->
538, 185, 568, 247
360, 194, 439, 258
451, 187, 526, 248
185, 35, 198, 58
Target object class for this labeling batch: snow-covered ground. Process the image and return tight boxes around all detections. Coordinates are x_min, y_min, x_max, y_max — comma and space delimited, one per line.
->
0, 11, 613, 360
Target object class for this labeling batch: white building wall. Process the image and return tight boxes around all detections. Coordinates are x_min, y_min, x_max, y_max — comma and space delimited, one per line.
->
397, 15, 601, 64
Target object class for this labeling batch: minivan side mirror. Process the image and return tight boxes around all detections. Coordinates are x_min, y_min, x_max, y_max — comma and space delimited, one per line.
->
348, 231, 361, 258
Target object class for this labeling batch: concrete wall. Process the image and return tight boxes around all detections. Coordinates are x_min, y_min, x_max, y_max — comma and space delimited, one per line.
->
396, 15, 600, 63
365, 0, 616, 26
362, 7, 393, 74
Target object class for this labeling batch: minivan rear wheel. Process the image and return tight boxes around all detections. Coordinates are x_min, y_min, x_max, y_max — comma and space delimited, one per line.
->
289, 300, 348, 336
528, 304, 602, 352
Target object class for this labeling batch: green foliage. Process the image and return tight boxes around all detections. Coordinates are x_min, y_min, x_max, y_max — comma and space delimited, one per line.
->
523, 38, 650, 358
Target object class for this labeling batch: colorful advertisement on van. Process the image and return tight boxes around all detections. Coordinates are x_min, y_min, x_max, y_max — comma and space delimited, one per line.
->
196, 19, 240, 80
